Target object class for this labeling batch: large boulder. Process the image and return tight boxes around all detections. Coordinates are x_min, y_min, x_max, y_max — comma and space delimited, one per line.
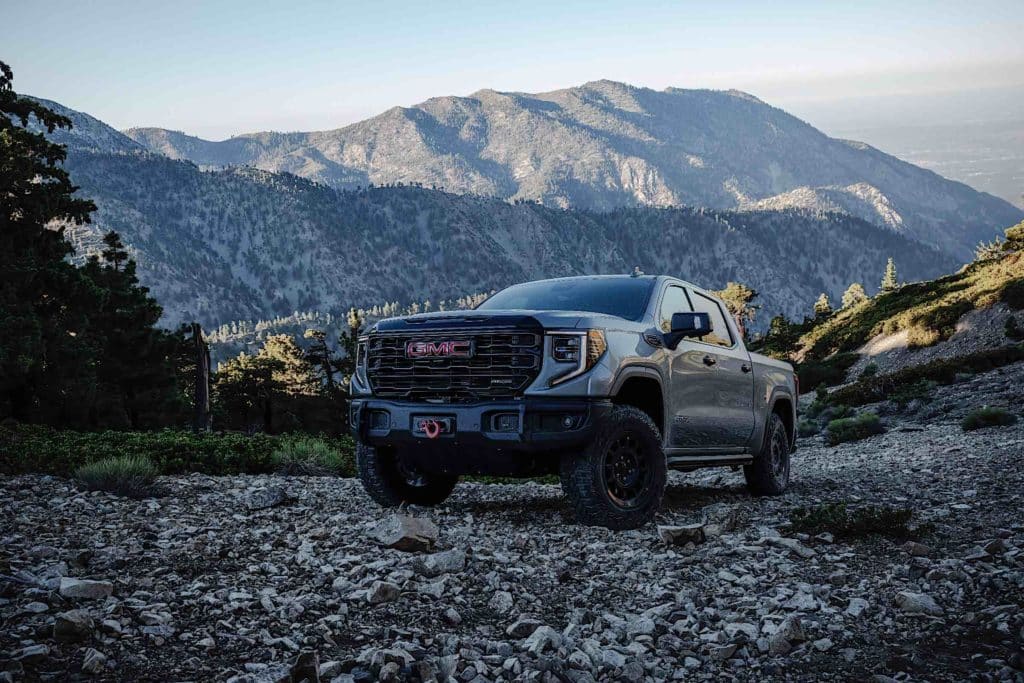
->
368, 514, 438, 552
59, 578, 113, 600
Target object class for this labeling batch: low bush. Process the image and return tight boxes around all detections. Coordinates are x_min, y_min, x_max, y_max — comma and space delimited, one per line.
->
270, 434, 354, 476
1006, 316, 1024, 341
1002, 279, 1024, 309
826, 412, 884, 445
75, 455, 158, 498
797, 418, 820, 438
789, 502, 922, 539
796, 353, 859, 393
0, 425, 356, 477
890, 379, 936, 408
859, 362, 878, 379
828, 344, 1024, 408
962, 406, 1018, 432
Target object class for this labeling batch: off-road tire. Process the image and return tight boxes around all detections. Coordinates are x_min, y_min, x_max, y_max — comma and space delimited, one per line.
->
560, 405, 667, 530
744, 412, 791, 496
356, 442, 458, 507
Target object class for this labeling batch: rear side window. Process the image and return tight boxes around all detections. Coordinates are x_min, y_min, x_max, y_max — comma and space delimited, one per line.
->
689, 291, 734, 347
658, 285, 692, 333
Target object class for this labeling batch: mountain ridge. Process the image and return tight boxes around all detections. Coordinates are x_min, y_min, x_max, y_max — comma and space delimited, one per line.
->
116, 80, 1023, 259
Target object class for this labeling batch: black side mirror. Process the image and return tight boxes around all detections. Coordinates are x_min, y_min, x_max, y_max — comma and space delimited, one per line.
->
664, 311, 711, 350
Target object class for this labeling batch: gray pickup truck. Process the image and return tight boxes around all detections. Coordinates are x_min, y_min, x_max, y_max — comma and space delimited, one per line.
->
350, 275, 797, 529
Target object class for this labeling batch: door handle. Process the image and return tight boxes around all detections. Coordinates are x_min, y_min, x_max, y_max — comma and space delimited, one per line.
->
741, 364, 752, 373
702, 355, 716, 366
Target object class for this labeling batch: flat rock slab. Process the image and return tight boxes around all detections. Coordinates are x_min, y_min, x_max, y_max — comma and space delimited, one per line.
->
368, 513, 438, 552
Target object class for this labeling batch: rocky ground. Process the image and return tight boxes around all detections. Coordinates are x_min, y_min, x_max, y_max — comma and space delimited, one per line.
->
2, 365, 1024, 682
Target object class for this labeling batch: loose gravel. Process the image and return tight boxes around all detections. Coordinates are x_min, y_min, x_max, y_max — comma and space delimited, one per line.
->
2, 365, 1023, 682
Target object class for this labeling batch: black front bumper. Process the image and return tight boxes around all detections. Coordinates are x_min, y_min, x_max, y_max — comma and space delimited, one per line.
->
350, 397, 612, 477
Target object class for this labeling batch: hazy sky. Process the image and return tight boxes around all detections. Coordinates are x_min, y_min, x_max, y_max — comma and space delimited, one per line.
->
3, 0, 1023, 139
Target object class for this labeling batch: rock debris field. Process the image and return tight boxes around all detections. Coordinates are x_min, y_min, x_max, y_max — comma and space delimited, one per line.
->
2, 364, 1024, 682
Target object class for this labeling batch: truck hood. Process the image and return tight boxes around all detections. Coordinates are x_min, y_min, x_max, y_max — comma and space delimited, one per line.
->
370, 309, 629, 333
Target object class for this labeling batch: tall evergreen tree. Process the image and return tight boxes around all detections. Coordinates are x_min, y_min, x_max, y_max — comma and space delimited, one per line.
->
813, 293, 832, 318
880, 257, 899, 292
1, 60, 95, 419
714, 282, 759, 340
841, 283, 868, 308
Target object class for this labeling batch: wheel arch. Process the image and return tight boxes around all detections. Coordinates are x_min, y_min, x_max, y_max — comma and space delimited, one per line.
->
609, 365, 665, 437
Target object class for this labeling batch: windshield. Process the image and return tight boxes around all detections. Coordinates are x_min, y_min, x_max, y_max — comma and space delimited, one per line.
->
477, 278, 655, 320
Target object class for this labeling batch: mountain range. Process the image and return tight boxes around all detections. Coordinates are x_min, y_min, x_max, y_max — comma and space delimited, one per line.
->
26, 83, 1019, 333
121, 80, 1022, 260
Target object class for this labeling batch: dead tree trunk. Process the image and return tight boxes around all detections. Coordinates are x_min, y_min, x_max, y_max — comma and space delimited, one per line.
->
191, 323, 212, 432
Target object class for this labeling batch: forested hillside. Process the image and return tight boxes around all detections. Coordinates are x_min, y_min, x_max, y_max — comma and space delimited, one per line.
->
123, 81, 1023, 259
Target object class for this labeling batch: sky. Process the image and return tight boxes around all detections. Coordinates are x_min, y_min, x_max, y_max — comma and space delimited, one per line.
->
2, 0, 1023, 139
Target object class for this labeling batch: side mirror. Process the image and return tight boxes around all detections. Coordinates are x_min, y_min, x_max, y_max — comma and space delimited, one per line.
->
664, 312, 711, 350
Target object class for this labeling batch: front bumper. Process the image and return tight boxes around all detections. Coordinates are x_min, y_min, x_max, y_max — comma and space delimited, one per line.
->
350, 397, 613, 476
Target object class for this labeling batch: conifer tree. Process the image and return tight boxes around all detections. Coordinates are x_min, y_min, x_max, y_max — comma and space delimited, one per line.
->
813, 293, 832, 318
880, 258, 898, 292
841, 283, 868, 308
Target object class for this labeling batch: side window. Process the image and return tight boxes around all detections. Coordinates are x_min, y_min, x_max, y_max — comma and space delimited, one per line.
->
658, 286, 691, 333
689, 291, 734, 347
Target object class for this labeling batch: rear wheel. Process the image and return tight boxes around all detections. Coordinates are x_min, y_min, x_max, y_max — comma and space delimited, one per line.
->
560, 405, 667, 530
356, 442, 458, 507
744, 412, 791, 496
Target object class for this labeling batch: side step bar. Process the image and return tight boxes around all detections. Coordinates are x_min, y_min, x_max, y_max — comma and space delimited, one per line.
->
666, 451, 753, 469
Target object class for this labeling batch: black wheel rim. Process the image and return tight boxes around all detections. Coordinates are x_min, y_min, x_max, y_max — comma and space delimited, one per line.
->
769, 425, 789, 482
602, 431, 653, 509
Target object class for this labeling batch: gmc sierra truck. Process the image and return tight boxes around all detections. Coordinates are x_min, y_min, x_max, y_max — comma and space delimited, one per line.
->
350, 275, 797, 529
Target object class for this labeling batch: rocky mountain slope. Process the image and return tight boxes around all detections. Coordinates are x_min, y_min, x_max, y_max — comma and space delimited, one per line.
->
121, 81, 1023, 259
2, 360, 1022, 681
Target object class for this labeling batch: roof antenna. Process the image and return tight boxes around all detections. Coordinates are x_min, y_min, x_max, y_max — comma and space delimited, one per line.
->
631, 266, 645, 277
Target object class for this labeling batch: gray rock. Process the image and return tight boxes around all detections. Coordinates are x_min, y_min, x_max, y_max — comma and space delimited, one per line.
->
902, 541, 931, 557
658, 524, 705, 546
368, 514, 438, 552
523, 625, 561, 654
81, 648, 107, 675
767, 537, 816, 558
14, 644, 50, 663
59, 578, 113, 600
488, 590, 514, 614
507, 616, 544, 638
413, 548, 465, 577
845, 598, 870, 618
54, 609, 94, 642
895, 591, 942, 616
246, 486, 294, 510
367, 581, 400, 604
601, 649, 627, 669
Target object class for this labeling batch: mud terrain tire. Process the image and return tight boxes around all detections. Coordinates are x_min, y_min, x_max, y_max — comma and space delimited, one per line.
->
356, 442, 458, 507
560, 405, 667, 529
744, 412, 791, 496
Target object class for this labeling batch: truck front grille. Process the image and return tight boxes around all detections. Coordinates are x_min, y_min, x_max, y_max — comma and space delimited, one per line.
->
366, 329, 543, 402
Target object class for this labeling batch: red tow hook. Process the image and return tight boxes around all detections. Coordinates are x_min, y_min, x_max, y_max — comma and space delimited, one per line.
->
421, 419, 441, 439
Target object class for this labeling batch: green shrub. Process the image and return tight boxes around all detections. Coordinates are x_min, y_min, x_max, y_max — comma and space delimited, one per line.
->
962, 406, 1018, 432
271, 434, 353, 476
0, 426, 356, 477
859, 362, 878, 379
796, 353, 859, 392
1006, 316, 1024, 341
828, 344, 1024, 408
826, 412, 884, 445
1001, 279, 1024, 309
797, 419, 820, 438
890, 380, 936, 408
789, 502, 920, 539
75, 455, 158, 498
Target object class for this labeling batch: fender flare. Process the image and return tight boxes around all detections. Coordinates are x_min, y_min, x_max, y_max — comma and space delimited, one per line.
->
608, 364, 665, 397
763, 386, 797, 448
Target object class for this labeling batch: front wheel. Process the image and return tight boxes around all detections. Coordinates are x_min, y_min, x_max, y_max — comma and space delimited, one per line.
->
356, 442, 458, 507
560, 405, 667, 530
744, 412, 791, 496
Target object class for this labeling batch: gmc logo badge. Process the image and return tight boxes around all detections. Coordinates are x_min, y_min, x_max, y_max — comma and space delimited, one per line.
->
406, 340, 475, 358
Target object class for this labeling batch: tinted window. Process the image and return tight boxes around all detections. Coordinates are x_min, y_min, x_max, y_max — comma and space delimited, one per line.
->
658, 286, 692, 333
689, 291, 734, 347
478, 278, 655, 320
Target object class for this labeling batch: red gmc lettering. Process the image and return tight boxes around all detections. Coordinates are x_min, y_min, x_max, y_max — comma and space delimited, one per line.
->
406, 340, 473, 358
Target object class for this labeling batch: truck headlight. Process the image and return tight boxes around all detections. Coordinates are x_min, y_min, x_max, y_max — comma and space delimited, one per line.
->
356, 337, 368, 371
549, 330, 606, 386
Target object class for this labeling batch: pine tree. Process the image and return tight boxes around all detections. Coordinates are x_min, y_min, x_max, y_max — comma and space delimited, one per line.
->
813, 293, 832, 318
338, 308, 364, 386
841, 283, 868, 308
714, 282, 759, 340
880, 258, 899, 292
1, 60, 95, 419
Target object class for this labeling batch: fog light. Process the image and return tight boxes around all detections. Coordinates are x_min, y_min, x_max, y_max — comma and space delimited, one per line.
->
493, 413, 519, 432
369, 410, 390, 430
562, 415, 574, 429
